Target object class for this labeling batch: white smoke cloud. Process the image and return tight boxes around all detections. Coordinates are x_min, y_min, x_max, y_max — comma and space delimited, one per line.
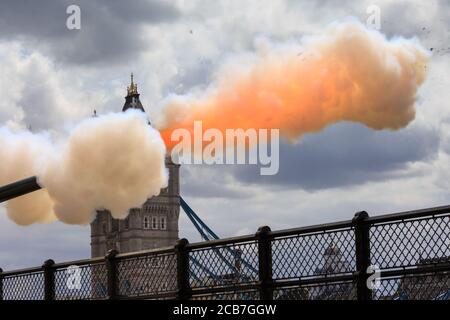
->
1, 110, 168, 225
0, 128, 56, 224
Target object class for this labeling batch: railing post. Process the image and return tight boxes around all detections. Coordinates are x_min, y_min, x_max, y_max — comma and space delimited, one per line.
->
256, 226, 273, 300
106, 249, 118, 300
352, 211, 372, 300
42, 259, 55, 300
0, 267, 3, 301
175, 238, 191, 300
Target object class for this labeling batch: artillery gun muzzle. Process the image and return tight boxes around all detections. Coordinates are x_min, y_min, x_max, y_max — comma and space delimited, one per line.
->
0, 176, 42, 203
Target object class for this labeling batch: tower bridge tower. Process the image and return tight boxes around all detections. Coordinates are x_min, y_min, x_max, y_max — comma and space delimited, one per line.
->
90, 74, 180, 258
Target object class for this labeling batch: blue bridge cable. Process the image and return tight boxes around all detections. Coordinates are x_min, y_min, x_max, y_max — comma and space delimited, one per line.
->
179, 196, 258, 275
180, 197, 244, 285
189, 256, 252, 300
182, 198, 212, 241
181, 201, 232, 285
182, 198, 241, 275
189, 256, 222, 283
180, 196, 258, 275
190, 254, 255, 291
183, 196, 258, 274
180, 197, 219, 240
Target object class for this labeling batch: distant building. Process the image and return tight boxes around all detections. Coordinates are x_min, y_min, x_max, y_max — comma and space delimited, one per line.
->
315, 243, 350, 275
311, 243, 355, 300
90, 74, 180, 297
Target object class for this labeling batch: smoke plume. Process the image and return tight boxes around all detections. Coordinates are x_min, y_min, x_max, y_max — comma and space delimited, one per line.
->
0, 110, 168, 225
155, 21, 428, 147
1, 20, 429, 226
0, 129, 55, 224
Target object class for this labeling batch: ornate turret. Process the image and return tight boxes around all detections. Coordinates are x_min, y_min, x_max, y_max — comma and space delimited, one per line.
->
122, 73, 145, 112
127, 73, 138, 95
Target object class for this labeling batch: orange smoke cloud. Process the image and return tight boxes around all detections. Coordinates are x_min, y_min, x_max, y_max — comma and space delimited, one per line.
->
156, 21, 428, 148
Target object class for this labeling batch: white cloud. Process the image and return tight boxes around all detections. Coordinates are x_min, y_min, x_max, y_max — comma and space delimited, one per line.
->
0, 42, 105, 132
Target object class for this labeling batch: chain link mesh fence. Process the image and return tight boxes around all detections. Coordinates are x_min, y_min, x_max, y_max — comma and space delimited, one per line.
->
1, 207, 449, 300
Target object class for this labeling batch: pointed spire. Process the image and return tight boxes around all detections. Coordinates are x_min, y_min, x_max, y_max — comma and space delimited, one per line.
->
123, 73, 145, 112
127, 72, 138, 96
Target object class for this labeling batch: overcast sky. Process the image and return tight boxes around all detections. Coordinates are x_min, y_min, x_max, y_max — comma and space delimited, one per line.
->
0, 0, 449, 270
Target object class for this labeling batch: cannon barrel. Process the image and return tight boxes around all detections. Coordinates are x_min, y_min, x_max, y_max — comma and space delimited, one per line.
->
0, 176, 42, 203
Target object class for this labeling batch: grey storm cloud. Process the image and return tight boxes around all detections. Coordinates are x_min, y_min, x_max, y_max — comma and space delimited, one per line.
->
0, 0, 180, 65
229, 122, 440, 191
168, 59, 215, 95
180, 165, 254, 199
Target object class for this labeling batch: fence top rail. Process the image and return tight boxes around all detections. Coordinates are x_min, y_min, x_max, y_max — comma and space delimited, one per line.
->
269, 204, 450, 238
1, 265, 43, 277
52, 256, 105, 269
367, 204, 450, 224
269, 219, 354, 238
115, 245, 175, 259
379, 262, 450, 278
186, 234, 258, 250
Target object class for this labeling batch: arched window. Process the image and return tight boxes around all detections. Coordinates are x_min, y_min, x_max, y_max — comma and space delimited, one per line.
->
151, 216, 158, 229
143, 216, 150, 229
160, 216, 167, 230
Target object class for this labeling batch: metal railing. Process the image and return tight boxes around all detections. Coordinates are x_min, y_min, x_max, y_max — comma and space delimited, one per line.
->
0, 206, 449, 300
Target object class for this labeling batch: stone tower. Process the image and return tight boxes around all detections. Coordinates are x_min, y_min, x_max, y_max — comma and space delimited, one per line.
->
90, 74, 180, 258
